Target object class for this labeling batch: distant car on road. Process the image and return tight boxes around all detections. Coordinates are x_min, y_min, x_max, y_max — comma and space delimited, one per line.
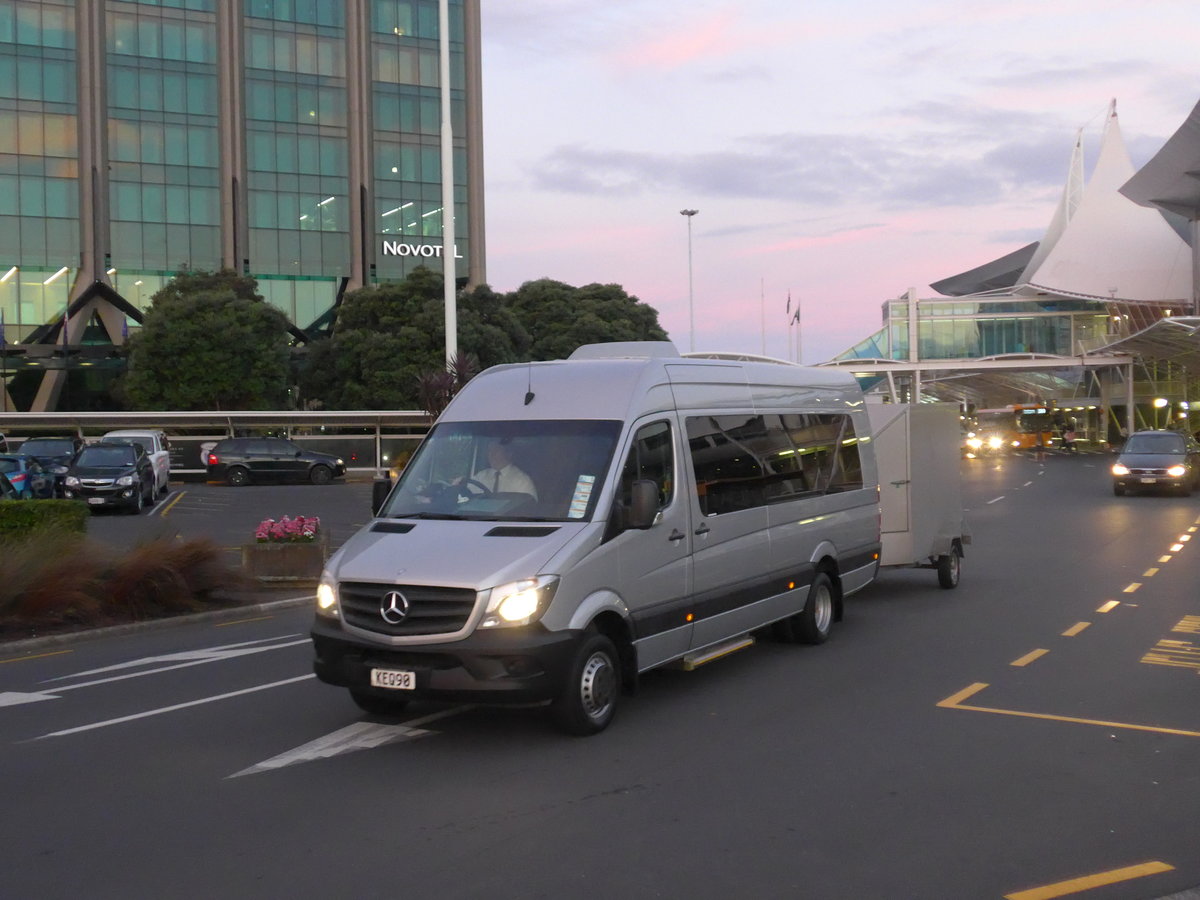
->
206, 437, 346, 486
16, 436, 83, 495
0, 454, 54, 499
1111, 429, 1200, 496
63, 441, 156, 513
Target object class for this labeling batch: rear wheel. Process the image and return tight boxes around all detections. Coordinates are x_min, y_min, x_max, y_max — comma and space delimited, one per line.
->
349, 689, 410, 716
551, 631, 620, 736
226, 466, 250, 487
937, 548, 961, 589
795, 572, 835, 644
310, 464, 333, 485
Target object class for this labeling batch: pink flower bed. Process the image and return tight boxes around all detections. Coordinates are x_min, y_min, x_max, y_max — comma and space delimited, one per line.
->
255, 515, 321, 543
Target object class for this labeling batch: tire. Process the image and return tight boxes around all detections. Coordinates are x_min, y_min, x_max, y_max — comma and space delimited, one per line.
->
125, 483, 145, 515
310, 464, 333, 485
226, 466, 250, 487
794, 572, 835, 644
551, 631, 620, 736
349, 689, 410, 716
159, 481, 169, 497
937, 549, 961, 589
1113, 483, 1125, 496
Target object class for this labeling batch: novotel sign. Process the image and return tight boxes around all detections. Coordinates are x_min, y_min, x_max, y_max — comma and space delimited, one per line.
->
381, 241, 463, 259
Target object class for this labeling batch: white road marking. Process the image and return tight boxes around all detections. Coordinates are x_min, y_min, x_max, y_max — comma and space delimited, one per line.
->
987, 496, 1006, 504
36, 674, 316, 739
0, 691, 60, 707
1023, 481, 1033, 487
41, 636, 309, 689
228, 706, 472, 777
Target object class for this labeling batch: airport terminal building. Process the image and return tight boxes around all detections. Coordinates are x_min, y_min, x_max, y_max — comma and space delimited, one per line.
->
1, 0, 484, 410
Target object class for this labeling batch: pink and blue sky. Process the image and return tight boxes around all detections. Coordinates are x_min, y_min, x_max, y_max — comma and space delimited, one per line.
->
479, 1, 1199, 363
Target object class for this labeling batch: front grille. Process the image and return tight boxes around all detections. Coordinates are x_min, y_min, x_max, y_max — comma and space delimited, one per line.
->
1127, 467, 1169, 475
339, 581, 477, 637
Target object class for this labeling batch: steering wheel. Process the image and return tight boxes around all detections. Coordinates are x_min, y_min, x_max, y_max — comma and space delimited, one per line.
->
454, 478, 494, 501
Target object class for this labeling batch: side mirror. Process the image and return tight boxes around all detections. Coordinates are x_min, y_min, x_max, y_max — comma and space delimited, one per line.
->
627, 480, 659, 530
295, 450, 303, 458
371, 476, 393, 516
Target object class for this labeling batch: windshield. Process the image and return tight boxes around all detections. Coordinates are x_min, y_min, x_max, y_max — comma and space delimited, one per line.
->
1124, 433, 1186, 454
381, 419, 623, 522
77, 446, 136, 468
21, 439, 74, 456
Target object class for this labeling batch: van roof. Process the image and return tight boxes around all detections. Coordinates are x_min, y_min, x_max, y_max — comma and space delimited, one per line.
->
441, 344, 864, 423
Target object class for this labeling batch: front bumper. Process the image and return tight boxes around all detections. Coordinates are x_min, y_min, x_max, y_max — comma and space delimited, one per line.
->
311, 616, 583, 705
64, 485, 139, 508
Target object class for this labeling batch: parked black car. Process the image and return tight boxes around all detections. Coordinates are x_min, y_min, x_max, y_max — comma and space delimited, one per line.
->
17, 435, 83, 495
1111, 429, 1200, 496
206, 437, 346, 486
63, 441, 156, 513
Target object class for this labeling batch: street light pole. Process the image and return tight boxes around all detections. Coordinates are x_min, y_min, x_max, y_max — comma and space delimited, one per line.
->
438, 0, 457, 368
680, 209, 698, 352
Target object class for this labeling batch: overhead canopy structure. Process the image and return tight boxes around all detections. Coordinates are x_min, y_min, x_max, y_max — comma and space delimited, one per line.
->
929, 242, 1038, 296
1119, 96, 1200, 315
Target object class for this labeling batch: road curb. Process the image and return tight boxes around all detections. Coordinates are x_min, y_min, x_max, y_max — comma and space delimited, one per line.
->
0, 594, 315, 655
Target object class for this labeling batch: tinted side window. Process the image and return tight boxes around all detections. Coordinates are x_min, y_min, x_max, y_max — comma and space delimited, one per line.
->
686, 414, 769, 515
247, 440, 278, 455
781, 413, 863, 493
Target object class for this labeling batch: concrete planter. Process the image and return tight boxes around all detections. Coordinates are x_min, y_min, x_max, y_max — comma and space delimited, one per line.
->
242, 536, 328, 583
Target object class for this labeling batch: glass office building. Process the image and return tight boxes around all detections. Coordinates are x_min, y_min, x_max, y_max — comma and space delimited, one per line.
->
0, 0, 484, 410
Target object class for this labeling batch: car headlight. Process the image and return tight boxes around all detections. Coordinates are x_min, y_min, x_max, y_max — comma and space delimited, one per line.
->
51, 465, 68, 474
1167, 465, 1187, 477
1111, 463, 1130, 476
316, 574, 339, 618
64, 475, 80, 487
116, 474, 134, 486
480, 576, 559, 628
336, 458, 344, 466
966, 437, 983, 450
987, 436, 1004, 450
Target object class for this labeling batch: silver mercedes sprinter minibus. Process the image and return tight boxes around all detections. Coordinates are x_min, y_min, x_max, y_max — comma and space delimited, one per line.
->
311, 342, 880, 734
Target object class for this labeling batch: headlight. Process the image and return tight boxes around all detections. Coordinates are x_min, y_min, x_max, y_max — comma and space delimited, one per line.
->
64, 475, 80, 487
316, 575, 339, 618
987, 436, 1004, 450
51, 465, 68, 474
1111, 463, 1130, 476
480, 576, 559, 628
116, 474, 134, 486
966, 437, 983, 450
1167, 465, 1187, 477
336, 458, 344, 466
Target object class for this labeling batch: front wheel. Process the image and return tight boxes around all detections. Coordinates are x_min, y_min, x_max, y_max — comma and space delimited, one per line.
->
1113, 483, 1125, 496
936, 549, 961, 589
551, 632, 620, 736
310, 464, 333, 485
125, 483, 145, 515
349, 689, 410, 716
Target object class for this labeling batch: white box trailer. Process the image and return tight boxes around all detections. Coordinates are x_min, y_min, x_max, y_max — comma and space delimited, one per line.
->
866, 402, 969, 588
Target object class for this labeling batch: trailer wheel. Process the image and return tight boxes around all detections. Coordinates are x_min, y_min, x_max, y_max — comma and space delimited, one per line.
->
936, 547, 961, 589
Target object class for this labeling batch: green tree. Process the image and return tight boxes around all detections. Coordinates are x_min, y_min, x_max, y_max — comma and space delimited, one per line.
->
505, 278, 669, 361
302, 267, 528, 409
124, 270, 292, 410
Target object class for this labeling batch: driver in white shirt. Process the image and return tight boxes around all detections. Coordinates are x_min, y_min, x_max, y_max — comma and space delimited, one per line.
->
471, 439, 538, 499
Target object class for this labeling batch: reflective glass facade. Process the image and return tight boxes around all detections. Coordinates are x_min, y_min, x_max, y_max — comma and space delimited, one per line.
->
0, 0, 482, 351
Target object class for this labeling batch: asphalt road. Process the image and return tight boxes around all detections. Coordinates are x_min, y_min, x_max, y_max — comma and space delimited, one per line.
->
3, 453, 1200, 899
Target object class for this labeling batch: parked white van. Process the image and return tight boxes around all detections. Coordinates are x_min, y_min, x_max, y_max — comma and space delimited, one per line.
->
311, 342, 881, 734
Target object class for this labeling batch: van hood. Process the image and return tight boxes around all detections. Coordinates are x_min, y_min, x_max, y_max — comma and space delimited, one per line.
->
331, 518, 588, 590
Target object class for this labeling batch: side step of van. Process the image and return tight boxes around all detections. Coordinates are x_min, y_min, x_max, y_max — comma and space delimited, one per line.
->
677, 635, 756, 671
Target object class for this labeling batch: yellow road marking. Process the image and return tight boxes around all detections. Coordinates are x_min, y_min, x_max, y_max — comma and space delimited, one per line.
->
1142, 567, 1159, 577
1172, 615, 1200, 634
1123, 583, 1141, 593
1004, 860, 1174, 900
1170, 543, 1184, 552
1011, 649, 1049, 667
158, 490, 186, 516
1180, 534, 1192, 542
1062, 622, 1090, 637
1189, 526, 1198, 533
1159, 555, 1172, 563
1142, 640, 1200, 672
0, 648, 73, 665
1096, 600, 1119, 613
215, 616, 273, 627
938, 683, 1200, 738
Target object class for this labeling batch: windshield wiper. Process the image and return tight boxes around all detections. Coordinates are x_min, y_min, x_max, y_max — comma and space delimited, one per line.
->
390, 511, 463, 520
